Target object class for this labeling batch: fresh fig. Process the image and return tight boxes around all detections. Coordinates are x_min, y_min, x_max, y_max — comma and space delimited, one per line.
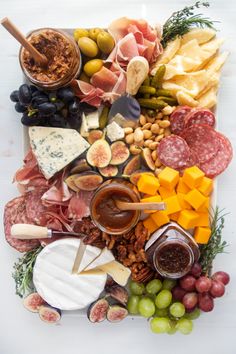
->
110, 141, 130, 165
86, 138, 112, 168
87, 298, 109, 323
107, 285, 129, 305
38, 305, 61, 324
142, 148, 155, 171
65, 175, 80, 192
129, 170, 154, 185
107, 305, 128, 323
87, 130, 103, 145
74, 171, 103, 191
98, 165, 119, 177
123, 155, 141, 175
70, 159, 92, 174
23, 292, 46, 313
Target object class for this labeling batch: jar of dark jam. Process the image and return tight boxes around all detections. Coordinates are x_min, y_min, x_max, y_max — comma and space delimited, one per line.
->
145, 222, 200, 279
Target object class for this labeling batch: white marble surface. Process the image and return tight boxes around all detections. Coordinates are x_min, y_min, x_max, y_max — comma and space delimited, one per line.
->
0, 1, 236, 353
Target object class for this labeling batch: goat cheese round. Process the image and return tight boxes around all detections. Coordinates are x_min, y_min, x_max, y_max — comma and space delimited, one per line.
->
33, 238, 107, 310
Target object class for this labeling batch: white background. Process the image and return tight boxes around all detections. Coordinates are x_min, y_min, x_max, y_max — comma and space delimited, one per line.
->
0, 1, 236, 353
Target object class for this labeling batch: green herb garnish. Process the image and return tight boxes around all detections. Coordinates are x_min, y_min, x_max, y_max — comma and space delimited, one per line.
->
161, 2, 217, 48
12, 246, 43, 298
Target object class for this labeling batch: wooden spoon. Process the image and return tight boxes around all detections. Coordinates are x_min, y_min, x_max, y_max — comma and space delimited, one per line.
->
1, 17, 48, 67
115, 200, 166, 211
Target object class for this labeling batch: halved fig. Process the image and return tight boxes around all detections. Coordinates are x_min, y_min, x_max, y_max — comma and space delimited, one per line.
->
70, 159, 92, 174
98, 165, 119, 177
23, 292, 46, 313
129, 170, 154, 185
107, 305, 128, 323
123, 155, 141, 175
74, 171, 103, 191
38, 305, 61, 324
88, 130, 103, 145
65, 175, 80, 192
107, 285, 129, 305
87, 298, 109, 323
142, 148, 155, 171
87, 139, 112, 168
110, 141, 130, 165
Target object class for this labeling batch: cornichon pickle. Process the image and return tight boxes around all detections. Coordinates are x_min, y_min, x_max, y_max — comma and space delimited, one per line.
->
157, 96, 178, 106
99, 106, 109, 129
151, 65, 166, 89
142, 76, 150, 86
138, 86, 156, 95
138, 98, 167, 110
156, 89, 173, 98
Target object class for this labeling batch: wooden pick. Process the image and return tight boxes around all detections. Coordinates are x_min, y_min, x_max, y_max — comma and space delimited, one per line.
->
115, 200, 166, 211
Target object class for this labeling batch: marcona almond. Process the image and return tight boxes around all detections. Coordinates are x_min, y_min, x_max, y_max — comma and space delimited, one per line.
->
143, 130, 152, 139
151, 124, 160, 134
155, 158, 162, 167
139, 114, 146, 126
159, 120, 170, 128
129, 144, 142, 155
134, 128, 144, 143
146, 117, 155, 123
149, 142, 158, 150
142, 122, 152, 130
164, 127, 171, 137
124, 127, 133, 135
125, 133, 134, 144
162, 105, 175, 115
136, 140, 144, 147
155, 134, 164, 142
151, 150, 157, 161
157, 112, 163, 119
144, 139, 153, 147
159, 128, 165, 134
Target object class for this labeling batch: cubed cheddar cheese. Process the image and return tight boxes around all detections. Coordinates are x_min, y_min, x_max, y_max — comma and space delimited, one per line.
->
197, 197, 210, 212
170, 212, 180, 221
194, 227, 211, 244
183, 166, 205, 189
177, 193, 192, 210
184, 189, 206, 210
159, 186, 176, 199
137, 174, 160, 195
198, 177, 213, 196
177, 210, 199, 229
158, 167, 179, 190
141, 195, 162, 214
151, 211, 170, 228
177, 178, 191, 194
195, 212, 210, 227
163, 195, 182, 215
143, 217, 158, 233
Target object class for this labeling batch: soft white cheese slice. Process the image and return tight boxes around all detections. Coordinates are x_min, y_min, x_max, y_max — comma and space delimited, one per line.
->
85, 111, 99, 130
106, 121, 125, 142
80, 113, 89, 137
29, 126, 90, 179
81, 247, 115, 272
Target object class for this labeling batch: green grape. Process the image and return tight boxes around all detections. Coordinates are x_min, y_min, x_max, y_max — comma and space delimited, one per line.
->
169, 302, 185, 318
155, 289, 172, 309
176, 318, 193, 335
155, 307, 169, 317
167, 320, 177, 335
146, 279, 162, 295
127, 295, 140, 315
162, 278, 177, 290
150, 317, 171, 334
184, 308, 201, 320
129, 281, 145, 295
138, 297, 155, 318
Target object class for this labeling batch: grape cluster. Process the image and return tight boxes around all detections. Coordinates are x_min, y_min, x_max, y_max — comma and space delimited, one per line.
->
10, 84, 80, 128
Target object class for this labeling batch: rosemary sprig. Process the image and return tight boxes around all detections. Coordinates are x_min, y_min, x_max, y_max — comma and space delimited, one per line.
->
199, 207, 228, 276
12, 245, 43, 298
161, 2, 217, 47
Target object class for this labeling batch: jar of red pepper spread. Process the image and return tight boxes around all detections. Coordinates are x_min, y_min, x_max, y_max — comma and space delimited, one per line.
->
145, 222, 200, 279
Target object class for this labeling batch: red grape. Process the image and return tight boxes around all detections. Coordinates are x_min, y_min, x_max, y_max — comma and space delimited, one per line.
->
210, 280, 225, 298
195, 276, 212, 293
182, 292, 198, 310
190, 263, 202, 278
212, 271, 230, 285
172, 286, 186, 301
198, 293, 214, 312
179, 275, 196, 291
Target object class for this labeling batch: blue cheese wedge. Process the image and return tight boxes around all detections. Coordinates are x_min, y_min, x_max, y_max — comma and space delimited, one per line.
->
29, 126, 90, 179
106, 121, 125, 142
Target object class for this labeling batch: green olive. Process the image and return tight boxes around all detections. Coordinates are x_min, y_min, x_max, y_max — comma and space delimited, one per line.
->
79, 71, 90, 83
84, 59, 103, 77
88, 28, 103, 41
97, 31, 115, 54
74, 28, 89, 41
78, 37, 98, 58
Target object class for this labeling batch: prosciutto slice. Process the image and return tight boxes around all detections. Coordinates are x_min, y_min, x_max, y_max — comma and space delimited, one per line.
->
67, 191, 94, 220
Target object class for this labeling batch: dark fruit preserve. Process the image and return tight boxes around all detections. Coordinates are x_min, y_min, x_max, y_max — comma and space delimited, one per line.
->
155, 242, 191, 274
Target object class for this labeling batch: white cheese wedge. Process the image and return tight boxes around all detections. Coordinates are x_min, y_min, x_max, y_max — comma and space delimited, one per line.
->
33, 238, 107, 311
85, 111, 99, 130
29, 126, 90, 179
106, 121, 125, 142
80, 113, 89, 137
82, 247, 115, 272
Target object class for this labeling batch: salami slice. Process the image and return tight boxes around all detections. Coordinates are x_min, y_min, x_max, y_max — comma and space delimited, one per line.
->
181, 124, 220, 164
25, 189, 48, 223
157, 135, 191, 169
199, 132, 233, 178
184, 108, 215, 128
4, 197, 40, 252
170, 106, 192, 135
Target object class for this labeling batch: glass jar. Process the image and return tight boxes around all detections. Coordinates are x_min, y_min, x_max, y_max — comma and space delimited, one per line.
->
19, 28, 81, 90
145, 222, 200, 279
90, 178, 140, 235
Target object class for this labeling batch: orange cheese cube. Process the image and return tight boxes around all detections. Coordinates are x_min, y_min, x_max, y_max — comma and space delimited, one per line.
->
198, 177, 213, 196
143, 217, 159, 233
197, 197, 210, 212
151, 211, 170, 228
177, 178, 190, 194
194, 227, 211, 244
195, 212, 210, 227
183, 166, 205, 189
137, 174, 160, 195
163, 195, 182, 215
177, 210, 199, 229
158, 167, 179, 190
177, 193, 192, 210
170, 212, 180, 221
159, 186, 176, 199
184, 189, 206, 210
141, 195, 162, 214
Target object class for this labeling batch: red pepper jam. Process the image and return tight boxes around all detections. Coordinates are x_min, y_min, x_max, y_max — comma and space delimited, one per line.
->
156, 242, 191, 274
